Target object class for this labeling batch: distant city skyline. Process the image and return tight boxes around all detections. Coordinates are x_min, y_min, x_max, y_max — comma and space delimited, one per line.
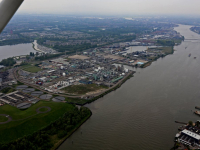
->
12, 0, 200, 16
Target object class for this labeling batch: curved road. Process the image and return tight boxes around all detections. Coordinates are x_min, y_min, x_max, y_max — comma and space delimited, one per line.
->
0, 106, 51, 124
0, 114, 12, 124
13, 68, 134, 99
36, 106, 51, 113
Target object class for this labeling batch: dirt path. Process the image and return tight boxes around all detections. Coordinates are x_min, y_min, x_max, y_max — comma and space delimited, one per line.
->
36, 106, 51, 113
0, 106, 51, 124
0, 114, 12, 124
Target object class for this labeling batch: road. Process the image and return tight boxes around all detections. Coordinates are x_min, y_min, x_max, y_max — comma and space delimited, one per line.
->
13, 67, 134, 100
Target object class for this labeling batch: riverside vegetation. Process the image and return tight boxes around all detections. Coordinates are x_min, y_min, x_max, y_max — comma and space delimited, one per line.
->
0, 105, 91, 150
140, 46, 174, 68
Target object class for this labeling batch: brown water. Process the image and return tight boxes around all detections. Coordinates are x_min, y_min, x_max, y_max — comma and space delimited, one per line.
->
59, 25, 200, 150
0, 43, 35, 61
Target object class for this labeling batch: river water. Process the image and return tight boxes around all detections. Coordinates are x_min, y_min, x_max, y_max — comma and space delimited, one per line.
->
0, 43, 35, 61
58, 24, 200, 150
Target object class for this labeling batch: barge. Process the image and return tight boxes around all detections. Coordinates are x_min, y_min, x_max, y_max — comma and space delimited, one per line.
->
195, 106, 200, 110
194, 110, 200, 116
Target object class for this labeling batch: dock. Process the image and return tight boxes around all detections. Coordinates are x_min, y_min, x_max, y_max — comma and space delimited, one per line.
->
175, 121, 187, 125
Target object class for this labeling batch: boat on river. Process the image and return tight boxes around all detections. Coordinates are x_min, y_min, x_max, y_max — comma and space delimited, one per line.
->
194, 111, 200, 116
195, 106, 200, 110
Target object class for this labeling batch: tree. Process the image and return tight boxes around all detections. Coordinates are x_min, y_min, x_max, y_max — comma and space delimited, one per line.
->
0, 57, 16, 67
26, 55, 30, 60
30, 52, 35, 57
36, 52, 39, 56
8, 144, 15, 150
189, 121, 193, 126
197, 121, 199, 127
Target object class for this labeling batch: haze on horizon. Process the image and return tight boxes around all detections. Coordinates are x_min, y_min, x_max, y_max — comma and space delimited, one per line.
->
8, 0, 199, 16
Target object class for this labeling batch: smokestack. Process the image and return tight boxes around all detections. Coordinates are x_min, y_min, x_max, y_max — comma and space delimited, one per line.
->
0, 0, 24, 33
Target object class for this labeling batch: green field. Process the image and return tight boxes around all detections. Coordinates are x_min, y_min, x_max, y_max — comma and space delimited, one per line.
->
158, 46, 174, 55
39, 107, 49, 112
65, 97, 89, 105
0, 116, 8, 122
1, 87, 16, 94
63, 84, 107, 95
0, 101, 74, 143
148, 46, 173, 55
21, 64, 42, 73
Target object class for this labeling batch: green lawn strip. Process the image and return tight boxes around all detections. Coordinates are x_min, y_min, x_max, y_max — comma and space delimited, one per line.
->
157, 46, 174, 54
39, 107, 49, 112
0, 116, 8, 122
1, 87, 16, 94
21, 64, 41, 73
0, 107, 92, 150
65, 97, 88, 105
63, 84, 107, 95
0, 101, 74, 143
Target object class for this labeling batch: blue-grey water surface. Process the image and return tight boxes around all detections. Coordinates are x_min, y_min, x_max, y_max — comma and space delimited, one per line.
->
0, 43, 35, 61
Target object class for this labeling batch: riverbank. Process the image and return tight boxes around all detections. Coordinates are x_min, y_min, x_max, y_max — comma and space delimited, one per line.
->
32, 40, 45, 53
57, 24, 200, 150
54, 110, 92, 150
65, 71, 135, 106
141, 46, 174, 68
0, 105, 92, 150
0, 43, 36, 61
13, 65, 135, 106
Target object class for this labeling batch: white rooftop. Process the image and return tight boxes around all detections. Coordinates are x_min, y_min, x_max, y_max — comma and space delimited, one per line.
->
182, 129, 200, 140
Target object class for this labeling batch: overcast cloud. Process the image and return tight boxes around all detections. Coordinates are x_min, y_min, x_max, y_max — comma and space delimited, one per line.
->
17, 0, 200, 16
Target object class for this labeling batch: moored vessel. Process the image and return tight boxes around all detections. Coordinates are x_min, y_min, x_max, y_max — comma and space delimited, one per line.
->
195, 106, 200, 110
194, 110, 200, 115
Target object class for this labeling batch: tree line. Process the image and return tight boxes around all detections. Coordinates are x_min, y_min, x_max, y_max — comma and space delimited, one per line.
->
0, 106, 91, 150
0, 57, 16, 67
34, 53, 63, 61
157, 40, 175, 46
0, 39, 32, 46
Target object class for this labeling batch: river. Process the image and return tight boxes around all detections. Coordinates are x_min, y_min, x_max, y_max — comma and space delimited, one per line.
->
0, 43, 35, 61
58, 24, 200, 150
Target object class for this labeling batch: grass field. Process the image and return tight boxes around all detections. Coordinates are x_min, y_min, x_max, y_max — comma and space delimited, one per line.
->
65, 97, 89, 105
0, 116, 8, 122
39, 107, 49, 112
158, 46, 174, 55
21, 64, 42, 73
0, 101, 74, 143
63, 84, 107, 95
1, 87, 16, 94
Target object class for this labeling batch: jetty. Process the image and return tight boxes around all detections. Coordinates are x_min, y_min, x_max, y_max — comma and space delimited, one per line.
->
175, 121, 187, 125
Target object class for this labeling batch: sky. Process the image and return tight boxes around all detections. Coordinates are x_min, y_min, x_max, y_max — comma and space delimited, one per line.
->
7, 0, 200, 16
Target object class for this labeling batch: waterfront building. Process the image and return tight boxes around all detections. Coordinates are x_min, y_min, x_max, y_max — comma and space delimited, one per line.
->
177, 129, 200, 147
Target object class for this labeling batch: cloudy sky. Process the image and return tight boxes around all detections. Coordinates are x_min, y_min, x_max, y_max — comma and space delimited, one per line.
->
14, 0, 200, 16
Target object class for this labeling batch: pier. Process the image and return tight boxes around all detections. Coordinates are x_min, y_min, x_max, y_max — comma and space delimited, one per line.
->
175, 121, 187, 125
